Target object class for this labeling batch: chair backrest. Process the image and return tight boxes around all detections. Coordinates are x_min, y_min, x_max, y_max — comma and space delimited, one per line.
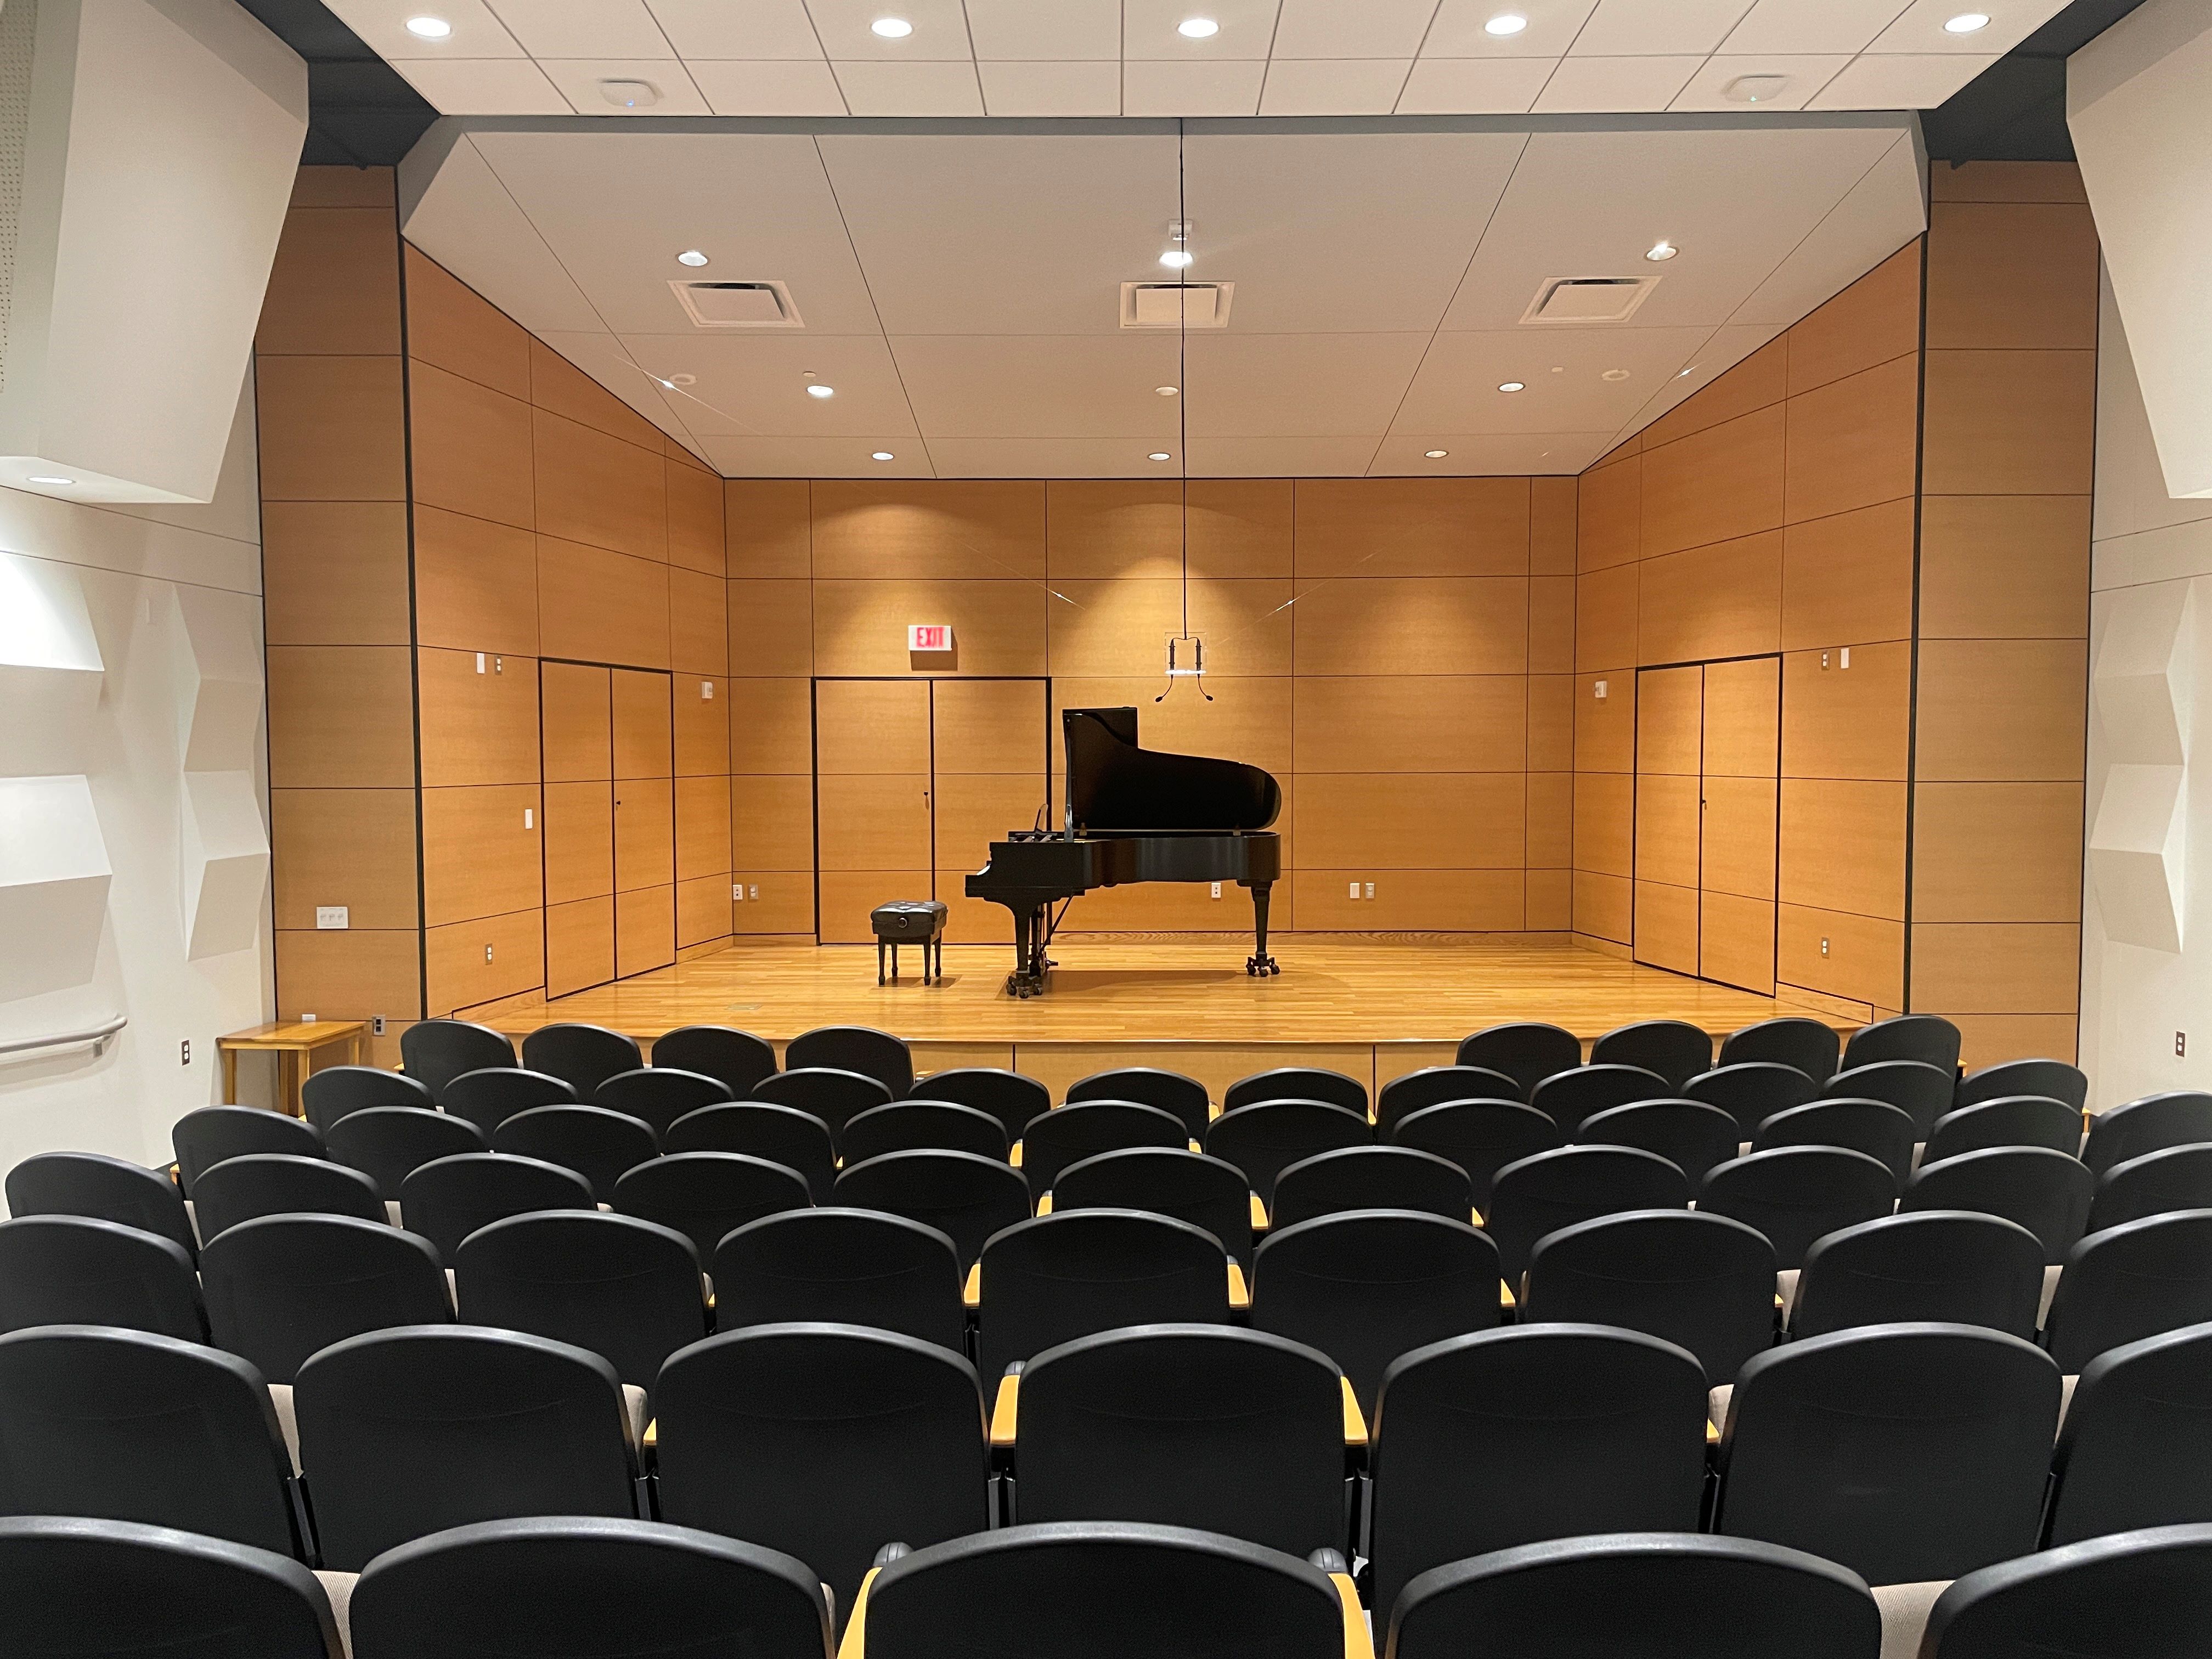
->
0, 1325, 298, 1556
1455, 1023, 1582, 1098
491, 1104, 659, 1203
0, 1215, 204, 1341
0, 1515, 342, 1659
842, 1099, 1009, 1166
833, 1149, 1031, 1270
1384, 1532, 1881, 1659
714, 1207, 965, 1349
861, 1521, 1348, 1659
172, 1107, 324, 1194
1920, 1523, 2212, 1659
1250, 1209, 1502, 1413
2089, 1143, 2212, 1234
1821, 1060, 1956, 1139
520, 1024, 645, 1098
400, 1020, 518, 1103
4, 1150, 196, 1256
194, 1153, 386, 1243
2046, 1323, 2212, 1547
439, 1068, 579, 1136
786, 1025, 912, 1098
1841, 1012, 1962, 1076
2085, 1090, 2212, 1175
1375, 1065, 1520, 1133
663, 1102, 838, 1203
1957, 1057, 2087, 1112
1014, 1325, 1345, 1559
200, 1213, 451, 1384
1223, 1066, 1368, 1117
1368, 1325, 1710, 1618
348, 1515, 832, 1659
1718, 1018, 1839, 1084
1487, 1144, 1691, 1287
1790, 1210, 2045, 1342
592, 1068, 735, 1137
1685, 1061, 1821, 1141
1925, 1094, 2084, 1164
397, 1152, 595, 1261
325, 1107, 486, 1195
612, 1152, 811, 1261
1589, 1020, 1714, 1091
650, 1025, 779, 1097
653, 1322, 989, 1621
1022, 1099, 1187, 1192
909, 1068, 1051, 1141
294, 1324, 637, 1571
1519, 1209, 1777, 1383
1529, 1064, 1672, 1136
1269, 1145, 1472, 1229
1751, 1098, 1916, 1181
1065, 1068, 1210, 1137
300, 1065, 436, 1132
1203, 1099, 1372, 1204
753, 1068, 897, 1149
1053, 1147, 1256, 1267
1575, 1099, 1741, 1186
2043, 1210, 2212, 1374
1714, 1322, 2061, 1586
1902, 1145, 2093, 1263
1390, 1099, 1564, 1206
975, 1210, 1229, 1380
455, 1210, 706, 1392
1698, 1147, 1897, 1270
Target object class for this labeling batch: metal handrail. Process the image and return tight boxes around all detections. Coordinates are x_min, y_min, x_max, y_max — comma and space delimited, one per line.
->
0, 1014, 126, 1060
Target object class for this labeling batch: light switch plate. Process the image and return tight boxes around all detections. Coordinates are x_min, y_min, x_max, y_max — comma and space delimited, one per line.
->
315, 906, 349, 930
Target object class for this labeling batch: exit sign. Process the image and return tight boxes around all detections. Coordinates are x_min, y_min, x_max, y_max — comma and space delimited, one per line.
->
908, 624, 953, 652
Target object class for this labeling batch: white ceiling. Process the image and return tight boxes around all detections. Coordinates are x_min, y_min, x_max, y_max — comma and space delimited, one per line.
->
331, 0, 2067, 117
398, 114, 1926, 477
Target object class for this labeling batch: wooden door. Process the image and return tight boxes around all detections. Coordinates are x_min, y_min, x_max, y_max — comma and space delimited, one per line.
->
932, 679, 1048, 945
1634, 665, 1703, 975
815, 680, 933, 944
1699, 657, 1780, 994
612, 668, 675, 978
541, 663, 614, 996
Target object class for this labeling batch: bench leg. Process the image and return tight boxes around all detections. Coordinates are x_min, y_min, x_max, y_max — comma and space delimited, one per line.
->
877, 941, 886, 986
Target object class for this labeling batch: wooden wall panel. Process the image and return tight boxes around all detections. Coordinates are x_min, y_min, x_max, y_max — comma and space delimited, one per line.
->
531, 340, 666, 450
1575, 676, 1634, 772
1577, 455, 1640, 570
427, 907, 544, 1015
1289, 869, 1523, 932
1782, 353, 1920, 526
812, 482, 1045, 579
1295, 678, 1525, 772
1637, 405, 1785, 558
412, 506, 538, 655
539, 539, 672, 669
1779, 780, 1907, 919
1780, 498, 1915, 650
1053, 578, 1290, 677
543, 782, 613, 905
1917, 496, 2091, 639
1528, 675, 1575, 771
402, 246, 530, 398
1913, 639, 2089, 781
731, 776, 815, 871
271, 789, 420, 929
417, 648, 541, 787
1048, 480, 1291, 580
1784, 244, 1921, 397
1644, 337, 1786, 448
1925, 202, 2100, 352
1911, 923, 2080, 1014
409, 362, 534, 529
1781, 644, 1911, 781
546, 898, 614, 997
534, 410, 667, 561
1296, 774, 1525, 869
815, 579, 1048, 676
673, 679, 729, 776
275, 929, 421, 1024
262, 503, 412, 647
1575, 566, 1638, 672
728, 679, 816, 775
669, 570, 730, 675
668, 461, 727, 575
255, 356, 407, 501
258, 206, 401, 356
266, 647, 416, 788
1911, 782, 2084, 923
1051, 676, 1293, 777
1293, 578, 1526, 676
421, 785, 544, 925
1531, 477, 1577, 573
1778, 905, 1905, 1008
676, 776, 733, 881
1635, 532, 1781, 664
1573, 773, 1633, 877
1574, 871, 1633, 944
727, 582, 814, 676
725, 481, 812, 578
1921, 351, 2097, 495
1292, 478, 1529, 577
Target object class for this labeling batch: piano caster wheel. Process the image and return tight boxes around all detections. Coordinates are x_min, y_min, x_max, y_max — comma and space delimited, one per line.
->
1246, 955, 1279, 977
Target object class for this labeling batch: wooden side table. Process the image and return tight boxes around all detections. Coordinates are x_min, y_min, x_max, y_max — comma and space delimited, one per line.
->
218, 1020, 370, 1118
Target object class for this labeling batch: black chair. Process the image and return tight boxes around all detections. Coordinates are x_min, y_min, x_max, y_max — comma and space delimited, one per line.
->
1374, 1065, 1520, 1134
1486, 1144, 1690, 1289
1223, 1067, 1368, 1118
1713, 1322, 2061, 1587
1957, 1057, 2088, 1112
300, 1065, 436, 1132
1790, 1211, 2045, 1342
593, 1068, 735, 1137
1269, 1146, 1471, 1229
714, 1208, 966, 1350
909, 1068, 1051, 1142
2085, 1090, 2212, 1175
651, 1025, 779, 1097
1205, 1099, 1371, 1205
0, 1515, 343, 1659
1926, 1095, 2085, 1164
1903, 1146, 2092, 1263
400, 1019, 518, 1103
0, 1325, 300, 1557
612, 1152, 811, 1261
200, 1213, 451, 1383
1519, 1209, 1778, 1381
1920, 1523, 2212, 1659
975, 1211, 1229, 1381
754, 1067, 896, 1149
1008, 1325, 1345, 1558
1022, 1100, 1187, 1193
325, 1107, 486, 1195
1390, 1099, 1563, 1206
1822, 1060, 1957, 1139
1457, 1022, 1582, 1098
1718, 1017, 1839, 1084
2043, 1210, 2212, 1374
1530, 1064, 1671, 1136
1066, 1068, 1210, 1137
172, 1107, 324, 1194
294, 1324, 638, 1570
2090, 1144, 2212, 1233
1384, 1532, 1881, 1659
441, 1068, 579, 1136
491, 1104, 659, 1202
1699, 1147, 1897, 1271
5, 1150, 197, 1256
1686, 1061, 1821, 1142
349, 1515, 833, 1659
1590, 1020, 1713, 1091
397, 1152, 595, 1261
834, 1150, 1030, 1270
193, 1153, 385, 1243
1367, 1325, 1709, 1618
1576, 1099, 1741, 1184
664, 1102, 838, 1203
653, 1322, 989, 1623
1250, 1209, 1500, 1413
1842, 1013, 1962, 1077
1053, 1147, 1256, 1267
520, 1024, 644, 1099
2045, 1323, 2212, 1547
0, 1215, 204, 1340
843, 1099, 1009, 1165
1752, 1098, 1916, 1182
786, 1025, 912, 1098
455, 1211, 707, 1396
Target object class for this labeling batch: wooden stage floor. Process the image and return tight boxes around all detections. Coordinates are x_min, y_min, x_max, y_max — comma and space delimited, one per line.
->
486, 936, 1843, 1098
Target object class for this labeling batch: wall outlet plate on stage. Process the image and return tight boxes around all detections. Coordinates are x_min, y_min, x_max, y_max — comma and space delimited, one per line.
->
733, 883, 744, 901
1210, 882, 1220, 898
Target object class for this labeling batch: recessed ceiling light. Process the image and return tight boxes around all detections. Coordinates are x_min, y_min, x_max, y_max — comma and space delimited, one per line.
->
1943, 12, 1990, 32
1601, 368, 1630, 381
1645, 239, 1678, 262
1149, 452, 1173, 461
404, 14, 452, 38
600, 78, 659, 108
27, 475, 73, 486
1178, 16, 1220, 37
1484, 12, 1528, 35
872, 452, 895, 461
1159, 250, 1194, 269
806, 384, 836, 399
676, 249, 709, 267
1156, 386, 1179, 396
1425, 450, 1449, 459
872, 16, 913, 37
1498, 381, 1525, 393
669, 373, 696, 387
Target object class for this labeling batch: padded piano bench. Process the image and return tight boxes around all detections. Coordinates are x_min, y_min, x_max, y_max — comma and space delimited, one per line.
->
871, 900, 947, 986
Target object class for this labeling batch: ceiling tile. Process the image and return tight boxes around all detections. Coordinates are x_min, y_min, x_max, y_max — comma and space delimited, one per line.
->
616, 332, 921, 437
1122, 58, 1268, 114
390, 58, 572, 111
400, 135, 606, 333
804, 0, 975, 59
1122, 0, 1283, 60
1668, 54, 1848, 109
538, 59, 713, 114
1393, 326, 1711, 432
1369, 432, 1611, 472
1422, 0, 1599, 57
1531, 54, 1702, 109
1185, 436, 1384, 475
1610, 320, 1778, 429
1258, 59, 1412, 114
832, 59, 986, 113
645, 0, 826, 57
1271, 0, 1440, 58
323, 0, 526, 59
964, 0, 1121, 59
1570, 0, 1757, 54
979, 61, 1123, 115
923, 437, 1192, 476
484, 0, 671, 56
702, 435, 936, 476
1718, 0, 1911, 55
1728, 132, 1921, 325
1396, 56, 1552, 110
888, 335, 1182, 437
536, 331, 695, 434
689, 59, 848, 112
1866, 0, 2070, 55
1184, 333, 1432, 436
1807, 51, 1991, 105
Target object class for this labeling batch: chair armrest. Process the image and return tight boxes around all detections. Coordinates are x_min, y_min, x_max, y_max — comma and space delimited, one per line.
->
991, 1373, 1019, 1448
1499, 1280, 1515, 1309
1035, 1193, 1053, 1216
642, 1418, 656, 1452
836, 1567, 879, 1659
1009, 1141, 1023, 1169
1188, 1139, 1203, 1153
964, 1262, 981, 1309
1332, 1570, 1374, 1659
1706, 1419, 1719, 1445
1250, 1193, 1269, 1232
1340, 1377, 1368, 1448
1228, 1260, 1249, 1311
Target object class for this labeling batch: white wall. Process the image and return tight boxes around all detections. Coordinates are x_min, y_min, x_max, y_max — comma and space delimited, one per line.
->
0, 376, 272, 1180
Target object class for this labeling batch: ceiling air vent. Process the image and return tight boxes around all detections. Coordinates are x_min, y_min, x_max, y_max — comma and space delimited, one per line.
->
1120, 281, 1234, 329
670, 279, 804, 329
1520, 275, 1660, 325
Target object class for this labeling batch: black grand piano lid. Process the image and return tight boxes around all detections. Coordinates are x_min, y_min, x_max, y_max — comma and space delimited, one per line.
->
1063, 707, 1282, 834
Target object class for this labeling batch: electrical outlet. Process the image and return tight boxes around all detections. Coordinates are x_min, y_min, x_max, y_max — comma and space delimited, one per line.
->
315, 906, 348, 930
372, 1015, 387, 1036
733, 882, 744, 902
2179, 1032, 2188, 1058
1210, 882, 1221, 899
1820, 937, 1831, 957
1364, 882, 1375, 900
484, 944, 494, 963
179, 1040, 190, 1065
748, 885, 758, 900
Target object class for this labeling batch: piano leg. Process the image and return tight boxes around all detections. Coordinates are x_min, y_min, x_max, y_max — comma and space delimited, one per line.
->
1006, 905, 1051, 998
1245, 881, 1280, 977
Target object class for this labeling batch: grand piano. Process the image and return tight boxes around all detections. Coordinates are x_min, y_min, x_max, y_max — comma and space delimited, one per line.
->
966, 707, 1283, 997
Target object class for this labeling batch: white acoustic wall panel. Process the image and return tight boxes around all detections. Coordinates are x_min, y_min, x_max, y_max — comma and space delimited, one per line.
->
0, 545, 101, 775
168, 585, 263, 772
0, 771, 110, 998
2089, 580, 2194, 952
0, 0, 305, 503
179, 769, 266, 960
